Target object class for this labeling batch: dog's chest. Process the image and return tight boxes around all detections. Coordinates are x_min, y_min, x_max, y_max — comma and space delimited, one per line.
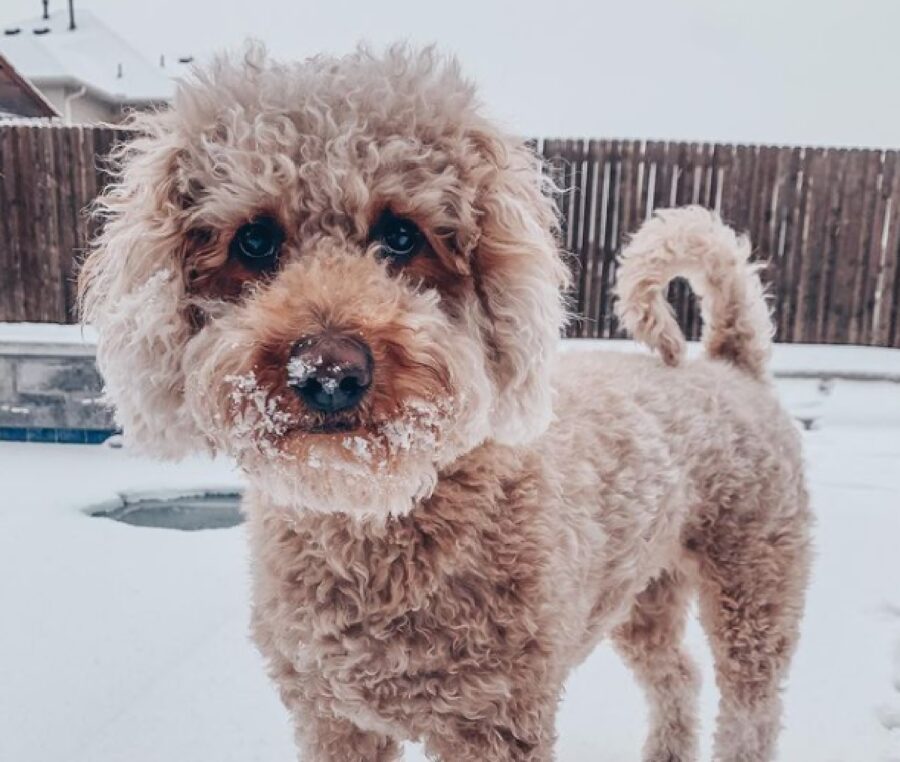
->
254, 501, 549, 729
295, 575, 543, 735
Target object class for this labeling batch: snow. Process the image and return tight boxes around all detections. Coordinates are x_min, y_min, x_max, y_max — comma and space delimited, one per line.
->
226, 370, 296, 458
286, 354, 323, 386
0, 9, 174, 105
1, 349, 899, 761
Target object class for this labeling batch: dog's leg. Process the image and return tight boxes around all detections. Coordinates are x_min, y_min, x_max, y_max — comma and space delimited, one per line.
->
422, 700, 558, 762
252, 615, 399, 761
293, 710, 400, 762
273, 662, 400, 762
612, 569, 700, 762
695, 507, 810, 762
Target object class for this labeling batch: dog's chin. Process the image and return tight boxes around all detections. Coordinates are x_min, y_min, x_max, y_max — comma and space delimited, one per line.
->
230, 399, 468, 521
238, 434, 440, 521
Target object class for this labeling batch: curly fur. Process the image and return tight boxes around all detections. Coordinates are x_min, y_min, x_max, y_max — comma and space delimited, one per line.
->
79, 44, 811, 762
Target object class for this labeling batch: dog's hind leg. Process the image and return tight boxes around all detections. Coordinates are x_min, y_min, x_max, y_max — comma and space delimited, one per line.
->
694, 498, 811, 762
612, 569, 701, 762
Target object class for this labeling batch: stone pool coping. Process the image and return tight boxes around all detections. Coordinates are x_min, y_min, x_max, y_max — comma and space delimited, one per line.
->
0, 329, 114, 440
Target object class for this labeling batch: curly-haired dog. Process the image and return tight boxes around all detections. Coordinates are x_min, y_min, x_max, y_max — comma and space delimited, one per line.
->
79, 46, 811, 762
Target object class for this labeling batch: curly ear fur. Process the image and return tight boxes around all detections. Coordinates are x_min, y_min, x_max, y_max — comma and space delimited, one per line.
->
471, 131, 570, 445
78, 112, 207, 458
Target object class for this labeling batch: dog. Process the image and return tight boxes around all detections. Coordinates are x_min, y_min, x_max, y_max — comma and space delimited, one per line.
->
79, 45, 811, 762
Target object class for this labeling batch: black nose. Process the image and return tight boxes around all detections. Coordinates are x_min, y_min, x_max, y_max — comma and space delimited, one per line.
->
287, 334, 373, 413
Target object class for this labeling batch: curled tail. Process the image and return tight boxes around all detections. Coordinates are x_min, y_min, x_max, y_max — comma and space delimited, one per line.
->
615, 206, 773, 379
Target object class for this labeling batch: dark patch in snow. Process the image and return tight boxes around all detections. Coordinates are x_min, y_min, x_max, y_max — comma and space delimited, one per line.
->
90, 490, 243, 531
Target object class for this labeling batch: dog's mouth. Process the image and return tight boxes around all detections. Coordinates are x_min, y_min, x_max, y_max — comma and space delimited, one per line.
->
304, 417, 360, 435
285, 405, 367, 436
281, 397, 450, 463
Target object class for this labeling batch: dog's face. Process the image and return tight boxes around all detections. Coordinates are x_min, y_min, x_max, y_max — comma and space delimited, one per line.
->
80, 47, 568, 518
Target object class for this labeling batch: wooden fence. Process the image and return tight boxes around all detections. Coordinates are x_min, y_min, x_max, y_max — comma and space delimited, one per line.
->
542, 139, 900, 346
0, 123, 119, 323
0, 122, 899, 347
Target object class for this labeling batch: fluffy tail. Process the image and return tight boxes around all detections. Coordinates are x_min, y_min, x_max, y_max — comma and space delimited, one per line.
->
615, 206, 773, 379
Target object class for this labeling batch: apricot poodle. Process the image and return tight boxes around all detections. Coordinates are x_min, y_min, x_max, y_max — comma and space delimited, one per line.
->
79, 46, 811, 762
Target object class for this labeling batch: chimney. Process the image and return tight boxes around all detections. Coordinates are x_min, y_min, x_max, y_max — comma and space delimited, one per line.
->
68, 0, 76, 31
41, 0, 49, 20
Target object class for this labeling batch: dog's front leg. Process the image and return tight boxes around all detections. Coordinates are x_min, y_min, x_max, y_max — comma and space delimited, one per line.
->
252, 617, 400, 761
292, 708, 400, 762
270, 662, 400, 762
422, 708, 557, 762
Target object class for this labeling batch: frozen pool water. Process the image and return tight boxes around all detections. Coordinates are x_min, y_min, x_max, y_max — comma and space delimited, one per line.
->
90, 490, 243, 530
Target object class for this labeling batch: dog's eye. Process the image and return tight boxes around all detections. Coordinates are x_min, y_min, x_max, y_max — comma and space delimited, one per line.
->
372, 211, 422, 262
231, 217, 284, 271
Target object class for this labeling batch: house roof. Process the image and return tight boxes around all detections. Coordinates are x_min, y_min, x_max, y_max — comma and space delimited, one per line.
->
0, 9, 174, 106
0, 51, 58, 118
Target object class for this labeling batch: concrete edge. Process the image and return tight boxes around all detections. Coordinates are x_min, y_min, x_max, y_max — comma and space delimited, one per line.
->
0, 341, 98, 358
773, 370, 900, 383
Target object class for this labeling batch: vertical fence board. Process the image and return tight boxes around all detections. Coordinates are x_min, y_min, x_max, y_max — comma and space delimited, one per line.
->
566, 139, 588, 337
39, 125, 65, 322
586, 139, 610, 338
813, 150, 847, 342
824, 151, 865, 343
790, 148, 822, 342
18, 126, 43, 320
873, 153, 900, 346
0, 126, 17, 321
595, 139, 621, 338
54, 125, 76, 321
577, 141, 601, 337
770, 147, 800, 341
852, 151, 886, 344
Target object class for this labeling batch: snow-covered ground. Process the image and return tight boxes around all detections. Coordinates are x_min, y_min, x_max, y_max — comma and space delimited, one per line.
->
1, 344, 899, 761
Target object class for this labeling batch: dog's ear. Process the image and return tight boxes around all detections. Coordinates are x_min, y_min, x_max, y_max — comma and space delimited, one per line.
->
470, 128, 570, 445
78, 113, 207, 458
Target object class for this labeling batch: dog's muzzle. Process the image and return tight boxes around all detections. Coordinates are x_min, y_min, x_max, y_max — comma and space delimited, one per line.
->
287, 333, 373, 414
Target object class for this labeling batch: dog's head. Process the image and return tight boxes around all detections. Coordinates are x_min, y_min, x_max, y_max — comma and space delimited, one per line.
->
79, 46, 569, 518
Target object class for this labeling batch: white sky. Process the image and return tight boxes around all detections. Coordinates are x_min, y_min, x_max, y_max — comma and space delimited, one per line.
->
4, 0, 900, 147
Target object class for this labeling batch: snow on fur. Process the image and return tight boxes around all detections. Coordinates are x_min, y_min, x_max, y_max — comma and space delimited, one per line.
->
224, 370, 295, 460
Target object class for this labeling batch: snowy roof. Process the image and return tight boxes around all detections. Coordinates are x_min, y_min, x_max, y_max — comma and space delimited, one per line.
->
0, 9, 174, 106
